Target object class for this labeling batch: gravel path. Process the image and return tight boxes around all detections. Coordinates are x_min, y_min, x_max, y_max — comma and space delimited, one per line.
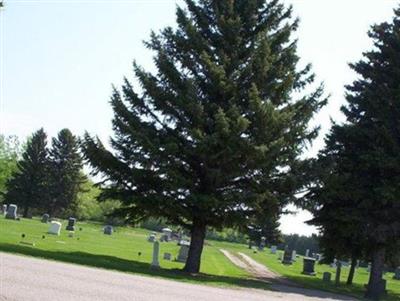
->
0, 252, 358, 301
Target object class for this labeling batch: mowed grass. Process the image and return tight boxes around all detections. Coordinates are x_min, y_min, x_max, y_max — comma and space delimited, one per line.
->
2, 216, 400, 300
0, 216, 265, 289
238, 248, 400, 301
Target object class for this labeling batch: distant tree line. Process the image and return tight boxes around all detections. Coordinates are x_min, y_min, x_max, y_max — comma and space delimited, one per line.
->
3, 128, 85, 218
279, 234, 319, 256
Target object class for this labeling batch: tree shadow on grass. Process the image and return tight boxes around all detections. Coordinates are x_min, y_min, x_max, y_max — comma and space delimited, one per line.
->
0, 243, 267, 290
282, 274, 400, 301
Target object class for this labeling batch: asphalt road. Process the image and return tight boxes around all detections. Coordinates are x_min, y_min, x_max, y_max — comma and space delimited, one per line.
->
0, 252, 357, 301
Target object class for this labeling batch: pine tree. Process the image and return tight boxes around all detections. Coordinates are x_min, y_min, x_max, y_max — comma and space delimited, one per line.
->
304, 125, 368, 286
4, 129, 49, 217
306, 8, 400, 300
83, 0, 325, 273
48, 129, 85, 217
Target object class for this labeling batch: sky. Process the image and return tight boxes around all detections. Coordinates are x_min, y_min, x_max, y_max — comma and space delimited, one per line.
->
0, 0, 398, 236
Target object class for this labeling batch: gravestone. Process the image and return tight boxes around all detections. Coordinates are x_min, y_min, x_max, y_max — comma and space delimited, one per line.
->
393, 267, 400, 280
66, 217, 76, 231
151, 241, 160, 268
2, 204, 7, 216
148, 233, 156, 242
305, 249, 310, 257
291, 250, 297, 261
302, 257, 316, 276
5, 204, 17, 220
323, 272, 332, 282
104, 225, 113, 235
282, 248, 293, 265
367, 263, 371, 273
161, 228, 172, 242
177, 244, 190, 263
41, 214, 50, 223
48, 221, 62, 235
270, 245, 277, 254
258, 237, 266, 251
163, 252, 172, 260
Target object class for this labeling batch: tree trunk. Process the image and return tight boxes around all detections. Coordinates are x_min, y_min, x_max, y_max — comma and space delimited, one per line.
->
183, 219, 206, 274
347, 256, 357, 285
335, 261, 342, 286
23, 206, 29, 218
365, 248, 385, 300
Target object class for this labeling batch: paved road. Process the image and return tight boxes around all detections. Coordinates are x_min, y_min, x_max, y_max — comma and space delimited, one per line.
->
0, 252, 357, 301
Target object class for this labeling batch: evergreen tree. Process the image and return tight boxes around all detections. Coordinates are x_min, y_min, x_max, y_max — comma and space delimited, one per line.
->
48, 129, 85, 217
4, 129, 49, 217
83, 0, 325, 273
306, 8, 400, 299
305, 127, 367, 286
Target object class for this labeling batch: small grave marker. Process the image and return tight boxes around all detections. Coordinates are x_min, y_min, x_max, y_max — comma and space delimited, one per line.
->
282, 247, 293, 265
5, 204, 17, 220
41, 214, 49, 223
302, 257, 316, 276
66, 217, 76, 231
104, 225, 113, 235
323, 272, 332, 282
48, 221, 62, 235
177, 242, 190, 263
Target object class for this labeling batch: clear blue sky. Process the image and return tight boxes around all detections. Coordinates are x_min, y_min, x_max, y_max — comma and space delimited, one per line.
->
1, 0, 398, 235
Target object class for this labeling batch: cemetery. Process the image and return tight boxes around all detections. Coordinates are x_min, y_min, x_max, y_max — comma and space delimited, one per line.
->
2, 0, 400, 300
0, 214, 399, 301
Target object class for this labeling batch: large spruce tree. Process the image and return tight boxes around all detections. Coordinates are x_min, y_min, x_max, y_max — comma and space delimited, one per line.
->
48, 129, 85, 217
4, 129, 49, 217
307, 8, 400, 300
83, 0, 325, 273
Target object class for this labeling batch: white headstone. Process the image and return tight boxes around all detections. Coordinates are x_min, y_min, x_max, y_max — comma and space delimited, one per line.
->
48, 221, 62, 235
305, 249, 310, 257
151, 241, 160, 268
2, 204, 7, 215
291, 250, 297, 261
270, 245, 277, 254
5, 204, 17, 219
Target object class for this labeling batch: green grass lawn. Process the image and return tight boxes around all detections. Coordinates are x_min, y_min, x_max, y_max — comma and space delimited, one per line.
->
0, 216, 265, 289
1, 216, 400, 301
